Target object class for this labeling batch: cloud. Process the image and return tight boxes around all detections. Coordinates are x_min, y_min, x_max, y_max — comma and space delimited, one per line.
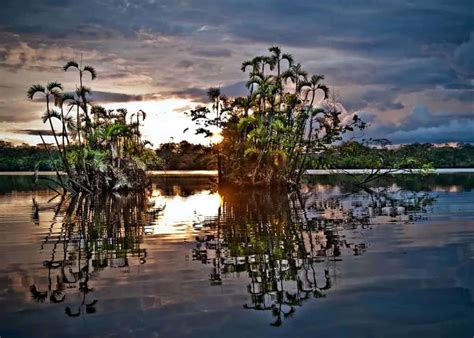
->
192, 48, 233, 58
176, 60, 194, 69
0, 0, 473, 144
168, 87, 208, 101
365, 105, 474, 143
13, 129, 63, 136
343, 88, 405, 112
453, 32, 474, 76
89, 91, 145, 103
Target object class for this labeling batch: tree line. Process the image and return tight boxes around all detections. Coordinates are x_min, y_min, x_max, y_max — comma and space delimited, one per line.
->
2, 139, 473, 172
312, 141, 474, 169
0, 140, 214, 171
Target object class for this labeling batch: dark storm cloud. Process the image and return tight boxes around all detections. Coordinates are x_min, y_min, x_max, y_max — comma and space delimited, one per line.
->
343, 88, 405, 112
168, 82, 249, 102
13, 129, 64, 136
365, 106, 474, 143
89, 91, 145, 103
168, 87, 208, 101
0, 0, 473, 144
192, 48, 233, 58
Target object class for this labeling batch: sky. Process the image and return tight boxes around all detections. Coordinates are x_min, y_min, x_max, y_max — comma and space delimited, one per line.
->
0, 0, 473, 146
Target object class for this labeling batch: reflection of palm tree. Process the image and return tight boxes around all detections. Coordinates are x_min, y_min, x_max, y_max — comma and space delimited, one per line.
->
31, 190, 153, 316
191, 187, 405, 326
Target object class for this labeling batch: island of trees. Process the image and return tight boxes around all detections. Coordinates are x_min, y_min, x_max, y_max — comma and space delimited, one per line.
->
26, 60, 159, 193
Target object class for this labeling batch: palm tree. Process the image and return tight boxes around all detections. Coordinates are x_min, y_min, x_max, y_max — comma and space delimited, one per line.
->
233, 95, 255, 117
299, 75, 329, 106
257, 56, 274, 79
27, 82, 63, 147
54, 93, 75, 148
295, 76, 329, 183
246, 73, 276, 112
282, 63, 307, 95
63, 59, 97, 89
63, 59, 96, 129
131, 109, 147, 144
241, 57, 262, 95
268, 46, 293, 92
27, 81, 70, 186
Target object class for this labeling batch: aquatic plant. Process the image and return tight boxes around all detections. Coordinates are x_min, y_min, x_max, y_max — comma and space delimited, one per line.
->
186, 46, 367, 187
27, 60, 159, 193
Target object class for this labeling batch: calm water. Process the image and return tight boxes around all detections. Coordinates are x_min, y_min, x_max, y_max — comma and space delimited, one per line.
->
0, 174, 473, 338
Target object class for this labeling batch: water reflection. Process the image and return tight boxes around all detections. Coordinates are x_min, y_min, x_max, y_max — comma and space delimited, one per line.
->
0, 174, 470, 337
191, 185, 436, 326
30, 191, 164, 317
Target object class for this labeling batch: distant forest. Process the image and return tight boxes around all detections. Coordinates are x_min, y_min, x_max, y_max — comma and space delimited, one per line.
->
1, 140, 473, 171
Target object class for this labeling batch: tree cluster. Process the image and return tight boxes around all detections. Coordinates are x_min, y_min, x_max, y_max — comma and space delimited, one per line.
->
186, 46, 366, 187
27, 60, 159, 193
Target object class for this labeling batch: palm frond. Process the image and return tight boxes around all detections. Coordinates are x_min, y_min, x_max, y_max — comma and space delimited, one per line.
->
76, 86, 91, 98
241, 60, 252, 72
27, 84, 45, 100
91, 105, 107, 118
83, 65, 97, 80
53, 92, 65, 107
207, 87, 220, 101
138, 109, 147, 120
42, 109, 61, 123
269, 45, 281, 56
63, 61, 79, 71
282, 53, 294, 66
310, 74, 325, 85
317, 84, 329, 99
47, 81, 63, 92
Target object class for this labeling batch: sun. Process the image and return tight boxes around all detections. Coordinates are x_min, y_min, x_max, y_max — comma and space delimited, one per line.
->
102, 98, 210, 146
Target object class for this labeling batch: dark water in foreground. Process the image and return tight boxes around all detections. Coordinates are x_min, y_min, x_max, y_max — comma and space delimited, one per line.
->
0, 174, 473, 338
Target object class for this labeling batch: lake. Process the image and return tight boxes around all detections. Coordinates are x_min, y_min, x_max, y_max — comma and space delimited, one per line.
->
0, 173, 473, 338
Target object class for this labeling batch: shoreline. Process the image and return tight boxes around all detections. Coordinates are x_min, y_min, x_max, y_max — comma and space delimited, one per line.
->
1, 168, 474, 176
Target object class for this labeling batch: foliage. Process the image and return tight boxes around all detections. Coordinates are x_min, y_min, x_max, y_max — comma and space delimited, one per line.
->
27, 61, 158, 193
311, 141, 474, 169
154, 141, 216, 170
186, 46, 366, 186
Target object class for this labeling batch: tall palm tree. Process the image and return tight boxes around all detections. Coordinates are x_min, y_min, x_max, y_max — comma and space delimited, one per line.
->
63, 59, 97, 89
299, 75, 329, 106
268, 46, 293, 92
63, 59, 96, 129
54, 92, 75, 148
282, 63, 307, 95
27, 82, 64, 153
296, 76, 329, 181
27, 81, 68, 185
131, 109, 147, 144
241, 57, 262, 96
246, 73, 276, 112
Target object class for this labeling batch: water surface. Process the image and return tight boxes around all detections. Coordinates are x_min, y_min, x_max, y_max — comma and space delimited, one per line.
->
0, 174, 472, 338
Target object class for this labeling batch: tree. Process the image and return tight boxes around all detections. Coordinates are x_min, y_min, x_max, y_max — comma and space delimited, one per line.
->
186, 46, 366, 187
27, 61, 157, 193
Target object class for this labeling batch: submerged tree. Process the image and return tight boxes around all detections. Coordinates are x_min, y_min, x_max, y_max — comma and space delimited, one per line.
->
27, 61, 159, 193
186, 46, 366, 187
